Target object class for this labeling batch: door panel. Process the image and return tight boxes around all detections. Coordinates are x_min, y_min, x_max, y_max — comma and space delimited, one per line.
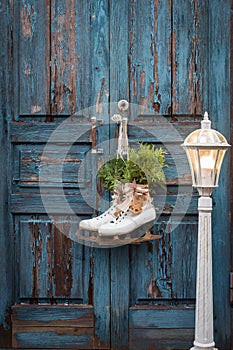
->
0, 0, 231, 349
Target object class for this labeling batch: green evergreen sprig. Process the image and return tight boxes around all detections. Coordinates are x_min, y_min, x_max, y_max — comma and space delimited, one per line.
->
98, 143, 167, 193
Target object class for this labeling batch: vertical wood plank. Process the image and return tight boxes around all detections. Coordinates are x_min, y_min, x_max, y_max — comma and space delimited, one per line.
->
93, 249, 110, 349
17, 0, 50, 116
111, 247, 129, 350
172, 0, 208, 115
171, 222, 197, 299
109, 1, 130, 349
209, 1, 231, 348
88, 1, 111, 348
130, 222, 172, 304
0, 0, 13, 346
128, 0, 171, 114
51, 0, 78, 115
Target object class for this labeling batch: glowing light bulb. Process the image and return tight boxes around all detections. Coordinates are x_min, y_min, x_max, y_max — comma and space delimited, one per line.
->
200, 153, 215, 186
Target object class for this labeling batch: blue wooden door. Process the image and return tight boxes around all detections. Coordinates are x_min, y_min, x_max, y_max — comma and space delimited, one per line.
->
0, 0, 231, 349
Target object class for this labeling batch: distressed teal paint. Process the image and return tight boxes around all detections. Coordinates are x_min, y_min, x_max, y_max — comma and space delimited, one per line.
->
15, 332, 92, 348
0, 0, 232, 349
209, 1, 231, 349
129, 0, 171, 114
18, 0, 50, 117
0, 0, 13, 346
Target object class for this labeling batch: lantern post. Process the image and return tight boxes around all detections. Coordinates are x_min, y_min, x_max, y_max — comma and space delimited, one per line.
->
181, 112, 230, 350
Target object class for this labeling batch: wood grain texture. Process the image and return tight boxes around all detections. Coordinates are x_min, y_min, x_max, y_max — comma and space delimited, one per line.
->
111, 247, 129, 350
0, 0, 13, 347
12, 305, 95, 349
172, 0, 207, 115
208, 1, 232, 349
129, 0, 171, 114
129, 306, 194, 350
17, 0, 50, 117
129, 328, 194, 350
93, 248, 111, 349
14, 216, 91, 303
0, 0, 232, 349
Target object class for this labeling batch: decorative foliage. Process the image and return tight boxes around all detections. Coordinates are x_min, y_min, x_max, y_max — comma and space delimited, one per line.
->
98, 143, 167, 193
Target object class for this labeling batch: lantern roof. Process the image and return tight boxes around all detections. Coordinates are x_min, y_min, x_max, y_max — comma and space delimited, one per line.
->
182, 112, 230, 149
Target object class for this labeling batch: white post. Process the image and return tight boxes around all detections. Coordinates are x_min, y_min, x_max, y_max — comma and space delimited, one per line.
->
190, 195, 217, 350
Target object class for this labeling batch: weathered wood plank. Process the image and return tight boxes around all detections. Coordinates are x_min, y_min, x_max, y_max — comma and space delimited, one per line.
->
209, 1, 232, 349
128, 120, 201, 143
91, 0, 109, 116
111, 247, 129, 350
129, 306, 195, 329
50, 0, 77, 115
172, 0, 193, 114
130, 219, 198, 304
128, 0, 171, 114
12, 305, 95, 349
11, 194, 94, 214
17, 0, 50, 117
11, 192, 198, 215
172, 0, 208, 115
12, 143, 92, 187
0, 0, 14, 347
129, 328, 194, 350
11, 144, 192, 187
12, 329, 93, 349
15, 216, 91, 302
129, 221, 173, 303
11, 122, 91, 143
93, 248, 111, 349
12, 305, 94, 326
171, 222, 197, 299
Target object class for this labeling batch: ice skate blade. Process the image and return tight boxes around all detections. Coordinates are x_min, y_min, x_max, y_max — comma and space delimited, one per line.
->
76, 221, 157, 247
98, 220, 155, 241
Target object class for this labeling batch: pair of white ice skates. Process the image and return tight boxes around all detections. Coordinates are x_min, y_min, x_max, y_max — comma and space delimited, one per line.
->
78, 182, 156, 243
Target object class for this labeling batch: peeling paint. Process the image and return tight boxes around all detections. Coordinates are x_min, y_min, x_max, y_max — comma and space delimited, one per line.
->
31, 223, 42, 299
153, 0, 160, 93
24, 60, 31, 75
47, 223, 53, 298
172, 30, 178, 113
51, 0, 77, 114
140, 71, 145, 86
20, 3, 34, 39
31, 105, 42, 114
147, 276, 162, 298
138, 97, 148, 114
53, 224, 73, 297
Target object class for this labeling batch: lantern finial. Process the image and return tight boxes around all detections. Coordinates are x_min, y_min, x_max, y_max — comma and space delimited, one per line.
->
202, 111, 211, 129
204, 111, 209, 120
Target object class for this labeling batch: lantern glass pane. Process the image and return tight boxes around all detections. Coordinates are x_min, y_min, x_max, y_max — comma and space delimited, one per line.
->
199, 149, 218, 187
185, 148, 199, 187
214, 149, 227, 186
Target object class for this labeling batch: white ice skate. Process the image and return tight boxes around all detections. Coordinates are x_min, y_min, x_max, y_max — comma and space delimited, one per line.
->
98, 183, 156, 242
78, 183, 134, 236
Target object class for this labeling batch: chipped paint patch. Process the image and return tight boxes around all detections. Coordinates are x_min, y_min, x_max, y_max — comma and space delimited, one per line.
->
21, 3, 35, 40
51, 0, 77, 114
31, 105, 42, 114
172, 30, 179, 113
140, 71, 146, 86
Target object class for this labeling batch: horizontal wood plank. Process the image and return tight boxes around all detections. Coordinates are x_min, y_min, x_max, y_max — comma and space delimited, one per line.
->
129, 306, 195, 329
11, 194, 94, 214
12, 305, 94, 327
13, 328, 93, 349
11, 193, 198, 215
128, 121, 201, 143
11, 122, 92, 143
11, 305, 110, 349
129, 328, 194, 350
